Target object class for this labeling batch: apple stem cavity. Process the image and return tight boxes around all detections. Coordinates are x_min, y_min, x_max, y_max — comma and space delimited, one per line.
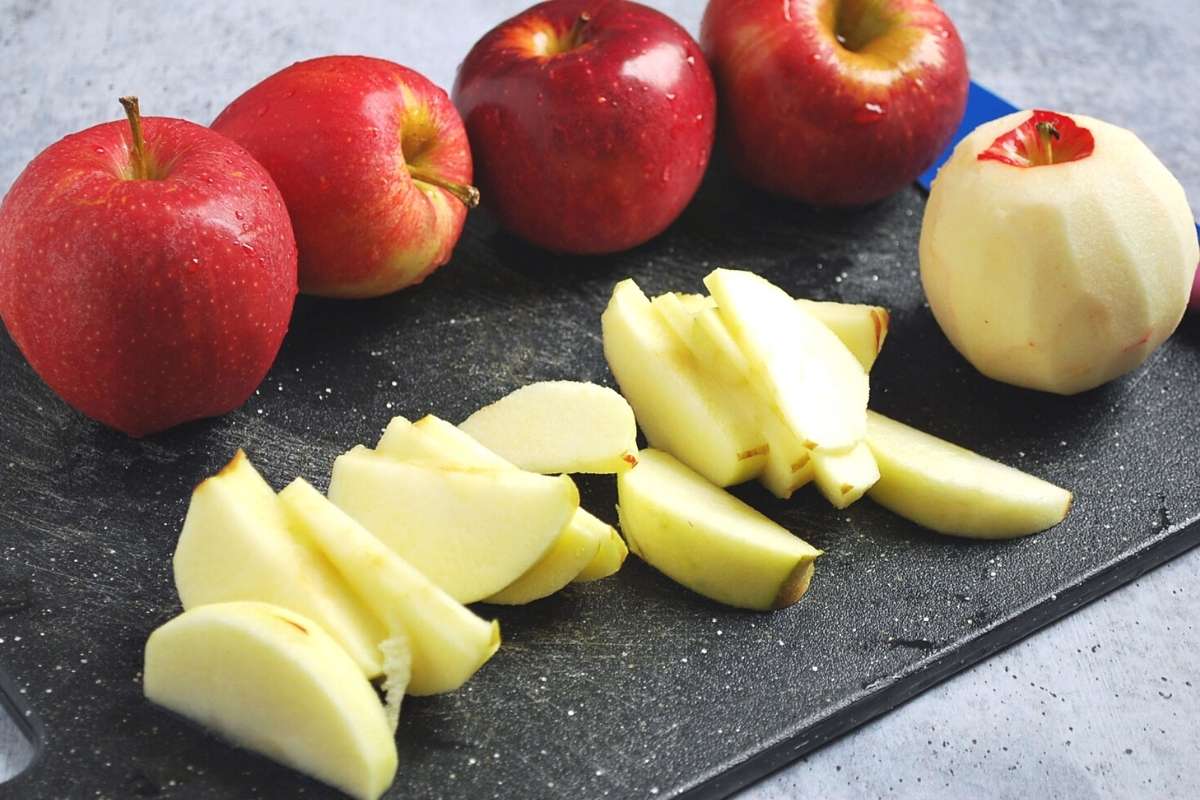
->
978, 110, 1094, 168
118, 96, 155, 181
407, 166, 480, 208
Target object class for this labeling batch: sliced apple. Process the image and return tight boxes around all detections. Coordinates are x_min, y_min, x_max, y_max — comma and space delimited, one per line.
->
865, 411, 1072, 538
327, 446, 577, 603
811, 441, 880, 510
172, 451, 386, 677
602, 278, 767, 487
459, 381, 638, 474
617, 449, 822, 610
573, 524, 629, 583
655, 293, 815, 500
378, 414, 617, 597
278, 479, 500, 695
705, 268, 869, 451
144, 601, 397, 800
797, 299, 890, 372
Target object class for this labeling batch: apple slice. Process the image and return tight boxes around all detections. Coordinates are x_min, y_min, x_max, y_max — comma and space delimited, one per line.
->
796, 299, 890, 372
602, 278, 767, 487
459, 381, 638, 474
617, 449, 822, 610
865, 411, 1072, 538
328, 446, 577, 603
172, 451, 386, 677
378, 414, 618, 597
144, 602, 397, 800
705, 268, 869, 451
686, 300, 821, 499
811, 441, 880, 510
573, 524, 629, 583
278, 479, 500, 695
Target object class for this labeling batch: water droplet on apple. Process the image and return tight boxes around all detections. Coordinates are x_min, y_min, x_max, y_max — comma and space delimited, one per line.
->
686, 56, 695, 66
660, 166, 672, 183
94, 146, 106, 155
665, 93, 677, 101
255, 106, 267, 117
853, 102, 887, 125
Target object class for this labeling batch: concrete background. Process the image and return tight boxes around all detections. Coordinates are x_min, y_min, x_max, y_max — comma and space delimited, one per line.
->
0, 0, 1197, 797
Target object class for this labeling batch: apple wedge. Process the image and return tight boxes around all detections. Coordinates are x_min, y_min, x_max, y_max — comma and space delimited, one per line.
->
378, 414, 618, 598
459, 381, 638, 473
811, 442, 880, 510
573, 525, 629, 583
617, 449, 822, 610
602, 278, 767, 487
144, 602, 397, 800
327, 446, 577, 603
278, 479, 500, 695
705, 268, 869, 451
172, 451, 386, 677
797, 299, 890, 372
865, 411, 1072, 538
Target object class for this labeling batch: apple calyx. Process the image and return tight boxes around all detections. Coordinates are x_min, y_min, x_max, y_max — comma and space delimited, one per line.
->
118, 96, 160, 181
407, 166, 480, 208
978, 110, 1095, 168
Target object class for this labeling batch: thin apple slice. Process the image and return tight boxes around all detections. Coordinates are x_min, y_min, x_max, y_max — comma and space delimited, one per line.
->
797, 299, 890, 372
865, 411, 1072, 538
602, 278, 767, 487
811, 441, 880, 510
655, 294, 815, 499
617, 449, 822, 610
328, 446, 577, 603
705, 268, 869, 451
573, 524, 629, 583
379, 414, 618, 596
144, 601, 397, 800
172, 451, 386, 677
278, 479, 500, 695
459, 381, 638, 474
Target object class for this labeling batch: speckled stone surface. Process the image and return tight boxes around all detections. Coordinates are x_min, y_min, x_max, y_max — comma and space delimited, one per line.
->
0, 1, 1197, 799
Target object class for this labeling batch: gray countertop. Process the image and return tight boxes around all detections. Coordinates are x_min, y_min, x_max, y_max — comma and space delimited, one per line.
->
1, 1, 1197, 797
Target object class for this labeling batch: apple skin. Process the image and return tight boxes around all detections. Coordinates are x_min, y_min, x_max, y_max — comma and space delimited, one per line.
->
453, 0, 716, 255
700, 0, 968, 206
0, 113, 297, 437
213, 56, 475, 298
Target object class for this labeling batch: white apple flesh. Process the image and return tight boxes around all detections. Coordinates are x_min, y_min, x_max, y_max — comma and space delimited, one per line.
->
921, 110, 1198, 394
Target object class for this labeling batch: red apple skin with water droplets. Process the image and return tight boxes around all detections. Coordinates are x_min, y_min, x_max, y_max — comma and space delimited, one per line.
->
213, 56, 475, 298
0, 116, 297, 437
454, 0, 716, 255
701, 0, 969, 206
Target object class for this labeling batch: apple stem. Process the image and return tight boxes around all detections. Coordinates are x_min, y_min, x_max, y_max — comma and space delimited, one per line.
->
407, 166, 481, 208
566, 11, 591, 48
1035, 121, 1060, 166
118, 96, 152, 181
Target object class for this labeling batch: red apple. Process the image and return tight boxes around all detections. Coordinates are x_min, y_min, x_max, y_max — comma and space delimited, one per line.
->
701, 0, 968, 206
453, 0, 716, 254
212, 56, 477, 298
0, 98, 297, 437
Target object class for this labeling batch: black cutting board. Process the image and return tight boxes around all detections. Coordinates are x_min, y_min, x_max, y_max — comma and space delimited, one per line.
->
2, 167, 1198, 800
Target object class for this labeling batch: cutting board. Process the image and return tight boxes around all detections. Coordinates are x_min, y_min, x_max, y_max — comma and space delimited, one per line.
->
2, 162, 1198, 799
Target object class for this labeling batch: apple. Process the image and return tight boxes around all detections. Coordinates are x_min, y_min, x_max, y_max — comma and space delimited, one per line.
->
173, 450, 386, 677
700, 0, 968, 205
459, 381, 638, 474
865, 411, 1071, 538
453, 0, 716, 254
327, 445, 578, 602
810, 442, 879, 510
374, 412, 619, 599
704, 269, 869, 452
212, 56, 477, 298
0, 97, 297, 436
144, 601, 397, 800
602, 278, 768, 487
795, 299, 889, 372
920, 110, 1199, 394
278, 479, 500, 696
572, 525, 629, 583
617, 449, 822, 610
